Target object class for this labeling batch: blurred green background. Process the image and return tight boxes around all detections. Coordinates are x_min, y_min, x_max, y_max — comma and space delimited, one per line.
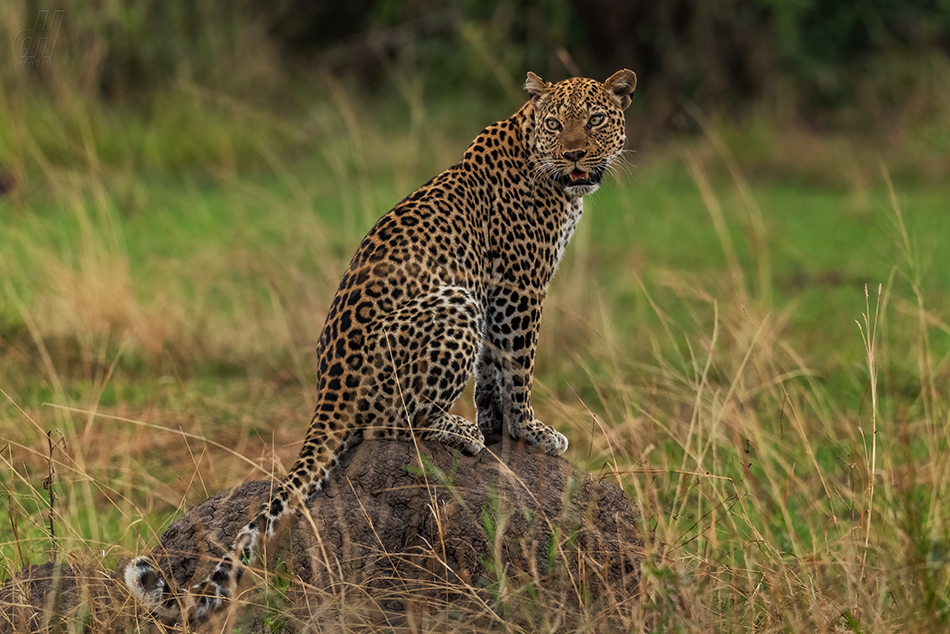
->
2, 2, 950, 630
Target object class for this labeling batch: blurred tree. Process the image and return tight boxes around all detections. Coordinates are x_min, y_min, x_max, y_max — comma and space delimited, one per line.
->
253, 0, 950, 126
569, 0, 950, 125
5, 0, 947, 125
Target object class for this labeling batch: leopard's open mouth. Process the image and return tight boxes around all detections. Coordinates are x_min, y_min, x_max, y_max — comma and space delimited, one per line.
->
558, 168, 602, 189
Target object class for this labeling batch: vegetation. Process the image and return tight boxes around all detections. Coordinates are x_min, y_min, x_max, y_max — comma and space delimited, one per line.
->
2, 0, 950, 631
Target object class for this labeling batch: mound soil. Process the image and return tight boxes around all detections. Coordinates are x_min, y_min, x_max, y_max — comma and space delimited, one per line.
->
1, 437, 649, 631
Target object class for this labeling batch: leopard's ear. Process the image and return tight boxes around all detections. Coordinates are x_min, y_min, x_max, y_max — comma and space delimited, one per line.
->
524, 72, 550, 100
604, 69, 637, 110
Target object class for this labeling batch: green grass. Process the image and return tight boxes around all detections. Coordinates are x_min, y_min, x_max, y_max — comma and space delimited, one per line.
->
2, 73, 950, 631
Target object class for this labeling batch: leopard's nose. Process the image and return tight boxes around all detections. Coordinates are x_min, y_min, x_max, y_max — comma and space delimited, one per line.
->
562, 149, 586, 162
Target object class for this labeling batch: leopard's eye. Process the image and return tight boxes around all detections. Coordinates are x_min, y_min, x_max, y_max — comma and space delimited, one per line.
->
588, 113, 606, 127
544, 117, 562, 131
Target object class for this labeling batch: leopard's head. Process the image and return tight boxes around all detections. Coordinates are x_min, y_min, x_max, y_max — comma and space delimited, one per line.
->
524, 69, 636, 197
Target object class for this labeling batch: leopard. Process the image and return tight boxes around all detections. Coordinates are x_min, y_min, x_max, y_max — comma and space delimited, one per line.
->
125, 68, 637, 625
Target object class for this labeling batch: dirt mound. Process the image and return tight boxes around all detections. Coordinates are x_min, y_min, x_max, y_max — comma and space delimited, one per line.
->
2, 437, 652, 631
0, 562, 133, 633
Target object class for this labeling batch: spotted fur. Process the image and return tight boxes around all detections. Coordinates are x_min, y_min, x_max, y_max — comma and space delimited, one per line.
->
125, 69, 637, 625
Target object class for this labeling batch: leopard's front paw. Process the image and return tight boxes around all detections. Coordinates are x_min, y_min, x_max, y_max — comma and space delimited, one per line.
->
540, 424, 569, 456
520, 419, 569, 456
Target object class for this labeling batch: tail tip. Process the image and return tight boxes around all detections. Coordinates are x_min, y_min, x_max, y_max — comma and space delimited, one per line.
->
125, 555, 183, 622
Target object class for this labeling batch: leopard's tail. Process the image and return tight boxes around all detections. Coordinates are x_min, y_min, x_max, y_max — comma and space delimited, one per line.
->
124, 427, 358, 624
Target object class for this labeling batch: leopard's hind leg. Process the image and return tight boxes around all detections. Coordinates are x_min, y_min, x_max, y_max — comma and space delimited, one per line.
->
361, 286, 486, 453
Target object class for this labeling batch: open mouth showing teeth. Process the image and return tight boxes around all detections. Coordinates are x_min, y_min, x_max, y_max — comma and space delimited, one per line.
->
559, 169, 602, 188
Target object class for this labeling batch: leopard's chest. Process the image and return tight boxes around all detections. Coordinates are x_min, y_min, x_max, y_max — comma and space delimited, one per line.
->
482, 184, 582, 292
552, 198, 584, 272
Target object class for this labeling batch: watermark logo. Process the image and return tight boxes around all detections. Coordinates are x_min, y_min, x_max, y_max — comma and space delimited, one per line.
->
13, 10, 65, 67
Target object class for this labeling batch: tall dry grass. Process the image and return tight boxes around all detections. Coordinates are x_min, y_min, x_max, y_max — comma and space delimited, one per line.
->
546, 151, 950, 631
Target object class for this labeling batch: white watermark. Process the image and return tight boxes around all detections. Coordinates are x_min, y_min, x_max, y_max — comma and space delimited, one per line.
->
13, 10, 65, 67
